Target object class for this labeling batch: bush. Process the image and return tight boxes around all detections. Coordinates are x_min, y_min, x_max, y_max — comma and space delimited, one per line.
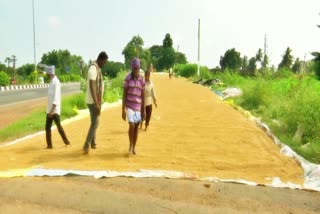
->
0, 71, 10, 86
281, 79, 320, 143
274, 68, 293, 78
199, 66, 211, 79
103, 71, 127, 102
312, 61, 320, 80
238, 79, 270, 111
174, 64, 211, 79
211, 70, 320, 163
80, 77, 87, 92
28, 70, 37, 83
61, 93, 86, 119
174, 64, 197, 78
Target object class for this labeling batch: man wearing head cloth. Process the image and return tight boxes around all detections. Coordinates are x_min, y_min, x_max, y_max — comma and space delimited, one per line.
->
45, 65, 70, 149
122, 58, 145, 156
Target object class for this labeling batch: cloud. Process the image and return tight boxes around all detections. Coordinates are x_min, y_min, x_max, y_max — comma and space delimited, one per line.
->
48, 16, 61, 28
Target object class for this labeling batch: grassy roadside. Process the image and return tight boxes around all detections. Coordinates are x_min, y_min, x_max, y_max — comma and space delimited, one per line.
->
211, 72, 320, 163
0, 72, 127, 144
0, 93, 86, 143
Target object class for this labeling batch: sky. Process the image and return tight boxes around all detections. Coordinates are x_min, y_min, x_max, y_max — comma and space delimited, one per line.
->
1, 0, 320, 69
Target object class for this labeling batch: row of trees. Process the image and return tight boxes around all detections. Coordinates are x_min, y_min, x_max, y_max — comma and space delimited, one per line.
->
1, 33, 188, 85
311, 24, 320, 79
219, 22, 320, 78
1, 29, 319, 85
122, 33, 187, 71
219, 47, 304, 76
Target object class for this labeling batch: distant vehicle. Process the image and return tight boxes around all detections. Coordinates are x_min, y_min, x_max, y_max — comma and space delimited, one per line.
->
11, 78, 16, 85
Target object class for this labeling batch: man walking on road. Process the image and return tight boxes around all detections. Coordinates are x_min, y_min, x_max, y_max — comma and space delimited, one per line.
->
83, 52, 108, 154
122, 58, 145, 156
45, 65, 70, 149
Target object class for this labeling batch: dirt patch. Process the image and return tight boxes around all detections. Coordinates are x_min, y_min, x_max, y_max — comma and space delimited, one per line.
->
0, 98, 47, 129
0, 177, 319, 213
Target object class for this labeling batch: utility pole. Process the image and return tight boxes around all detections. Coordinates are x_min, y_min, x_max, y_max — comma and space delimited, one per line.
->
11, 55, 17, 78
32, 0, 37, 72
264, 34, 268, 57
197, 18, 200, 76
303, 53, 307, 74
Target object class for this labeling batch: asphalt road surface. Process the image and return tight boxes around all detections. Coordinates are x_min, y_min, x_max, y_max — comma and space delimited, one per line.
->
0, 82, 81, 129
0, 83, 80, 107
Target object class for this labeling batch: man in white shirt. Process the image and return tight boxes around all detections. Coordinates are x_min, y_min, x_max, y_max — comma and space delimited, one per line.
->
83, 52, 108, 154
45, 65, 70, 149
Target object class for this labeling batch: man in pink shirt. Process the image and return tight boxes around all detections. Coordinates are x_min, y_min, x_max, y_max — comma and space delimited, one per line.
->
122, 58, 145, 156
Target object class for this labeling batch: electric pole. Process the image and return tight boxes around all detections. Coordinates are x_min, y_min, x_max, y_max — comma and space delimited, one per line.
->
264, 34, 268, 57
32, 0, 37, 72
197, 18, 200, 76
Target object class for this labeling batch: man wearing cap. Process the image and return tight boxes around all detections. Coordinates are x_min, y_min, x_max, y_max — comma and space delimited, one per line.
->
45, 65, 70, 149
122, 58, 145, 156
83, 51, 108, 154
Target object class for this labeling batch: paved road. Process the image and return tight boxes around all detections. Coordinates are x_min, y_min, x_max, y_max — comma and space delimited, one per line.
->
0, 83, 81, 106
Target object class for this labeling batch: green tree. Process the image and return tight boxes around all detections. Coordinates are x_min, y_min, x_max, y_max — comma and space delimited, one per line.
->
248, 57, 257, 76
163, 33, 173, 48
278, 47, 293, 70
175, 52, 188, 64
158, 47, 176, 70
312, 24, 320, 79
149, 45, 163, 70
0, 71, 10, 86
255, 48, 263, 62
157, 33, 175, 70
219, 48, 242, 70
261, 54, 269, 69
4, 57, 12, 76
139, 48, 152, 70
0, 63, 6, 73
292, 58, 301, 73
241, 56, 248, 74
41, 49, 83, 75
16, 64, 35, 77
102, 61, 125, 78
122, 35, 144, 68
311, 52, 320, 79
5, 57, 11, 68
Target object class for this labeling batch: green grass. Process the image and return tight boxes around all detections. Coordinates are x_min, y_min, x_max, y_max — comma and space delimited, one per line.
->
103, 71, 127, 103
0, 110, 46, 142
207, 71, 320, 164
61, 93, 86, 119
0, 92, 86, 144
0, 71, 127, 144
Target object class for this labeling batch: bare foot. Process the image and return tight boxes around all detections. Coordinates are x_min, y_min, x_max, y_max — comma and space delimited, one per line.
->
127, 151, 133, 157
133, 150, 136, 155
83, 147, 89, 155
128, 147, 134, 156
